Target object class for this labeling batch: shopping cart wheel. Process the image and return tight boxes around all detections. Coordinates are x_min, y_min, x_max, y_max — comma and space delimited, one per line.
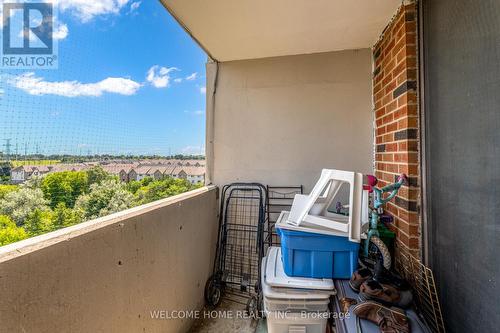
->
204, 275, 222, 307
246, 295, 259, 318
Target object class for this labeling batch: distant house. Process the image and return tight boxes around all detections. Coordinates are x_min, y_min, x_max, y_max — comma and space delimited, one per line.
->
133, 166, 152, 181
101, 164, 134, 182
126, 165, 190, 181
49, 164, 84, 173
119, 169, 130, 182
153, 166, 178, 180
11, 166, 27, 184
8, 159, 206, 184
159, 165, 206, 184
145, 168, 159, 179
180, 166, 205, 184
160, 165, 177, 179
152, 170, 162, 180
128, 169, 137, 181
170, 166, 181, 179
183, 160, 204, 167
36, 166, 51, 174
11, 165, 51, 184
178, 169, 187, 180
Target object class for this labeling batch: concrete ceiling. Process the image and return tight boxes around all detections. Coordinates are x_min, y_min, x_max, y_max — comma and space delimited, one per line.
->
161, 0, 401, 62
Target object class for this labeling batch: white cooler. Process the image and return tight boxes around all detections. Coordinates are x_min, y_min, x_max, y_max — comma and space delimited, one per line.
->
262, 248, 336, 333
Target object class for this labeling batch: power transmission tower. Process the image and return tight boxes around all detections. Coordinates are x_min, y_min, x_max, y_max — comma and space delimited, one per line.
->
3, 139, 12, 162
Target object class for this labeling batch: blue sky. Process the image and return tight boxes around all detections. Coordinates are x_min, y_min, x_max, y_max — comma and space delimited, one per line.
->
0, 0, 207, 157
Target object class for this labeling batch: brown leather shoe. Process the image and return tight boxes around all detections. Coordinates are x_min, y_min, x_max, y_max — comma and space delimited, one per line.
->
349, 268, 372, 292
339, 297, 357, 313
353, 301, 410, 333
359, 280, 413, 308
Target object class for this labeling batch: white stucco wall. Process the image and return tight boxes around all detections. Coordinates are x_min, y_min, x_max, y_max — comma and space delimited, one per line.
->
207, 49, 373, 191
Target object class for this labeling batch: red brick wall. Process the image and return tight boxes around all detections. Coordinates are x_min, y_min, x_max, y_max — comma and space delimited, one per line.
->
373, 3, 419, 255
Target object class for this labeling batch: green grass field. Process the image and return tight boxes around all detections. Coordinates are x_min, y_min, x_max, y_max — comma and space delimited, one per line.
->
10, 160, 61, 167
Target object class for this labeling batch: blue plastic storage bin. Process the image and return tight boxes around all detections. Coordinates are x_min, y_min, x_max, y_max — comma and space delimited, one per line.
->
277, 227, 359, 279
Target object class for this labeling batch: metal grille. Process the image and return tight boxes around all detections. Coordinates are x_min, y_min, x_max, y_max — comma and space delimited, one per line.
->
265, 185, 303, 248
395, 246, 446, 333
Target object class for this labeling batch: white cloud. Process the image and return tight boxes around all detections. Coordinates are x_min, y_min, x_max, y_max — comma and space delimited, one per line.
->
53, 23, 69, 40
57, 0, 131, 22
146, 65, 178, 88
181, 145, 205, 155
129, 1, 141, 13
185, 72, 197, 81
184, 110, 204, 116
4, 1, 130, 27
200, 86, 206, 94
9, 72, 142, 97
16, 16, 67, 41
174, 78, 183, 83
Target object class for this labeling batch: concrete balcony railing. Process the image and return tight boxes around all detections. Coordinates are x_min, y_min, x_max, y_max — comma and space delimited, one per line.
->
0, 186, 219, 333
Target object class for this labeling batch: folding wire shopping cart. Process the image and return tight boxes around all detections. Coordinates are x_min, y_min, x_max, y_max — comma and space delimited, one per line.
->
204, 183, 267, 315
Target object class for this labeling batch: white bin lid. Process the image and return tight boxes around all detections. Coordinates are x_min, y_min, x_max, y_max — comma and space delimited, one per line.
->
265, 247, 335, 291
276, 211, 348, 237
262, 256, 334, 301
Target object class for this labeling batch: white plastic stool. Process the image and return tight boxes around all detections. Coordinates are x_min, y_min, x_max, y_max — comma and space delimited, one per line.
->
287, 169, 364, 242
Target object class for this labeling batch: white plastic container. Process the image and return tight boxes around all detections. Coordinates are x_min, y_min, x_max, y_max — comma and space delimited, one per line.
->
264, 297, 330, 313
262, 254, 334, 332
265, 247, 336, 291
266, 311, 329, 333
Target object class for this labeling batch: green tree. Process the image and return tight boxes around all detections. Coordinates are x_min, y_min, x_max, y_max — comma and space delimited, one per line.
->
0, 215, 28, 246
126, 177, 153, 194
0, 187, 49, 225
134, 177, 197, 205
0, 185, 18, 200
52, 203, 82, 229
126, 180, 142, 194
41, 171, 89, 208
22, 176, 43, 189
23, 209, 55, 236
140, 177, 154, 186
86, 166, 113, 185
75, 179, 134, 220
